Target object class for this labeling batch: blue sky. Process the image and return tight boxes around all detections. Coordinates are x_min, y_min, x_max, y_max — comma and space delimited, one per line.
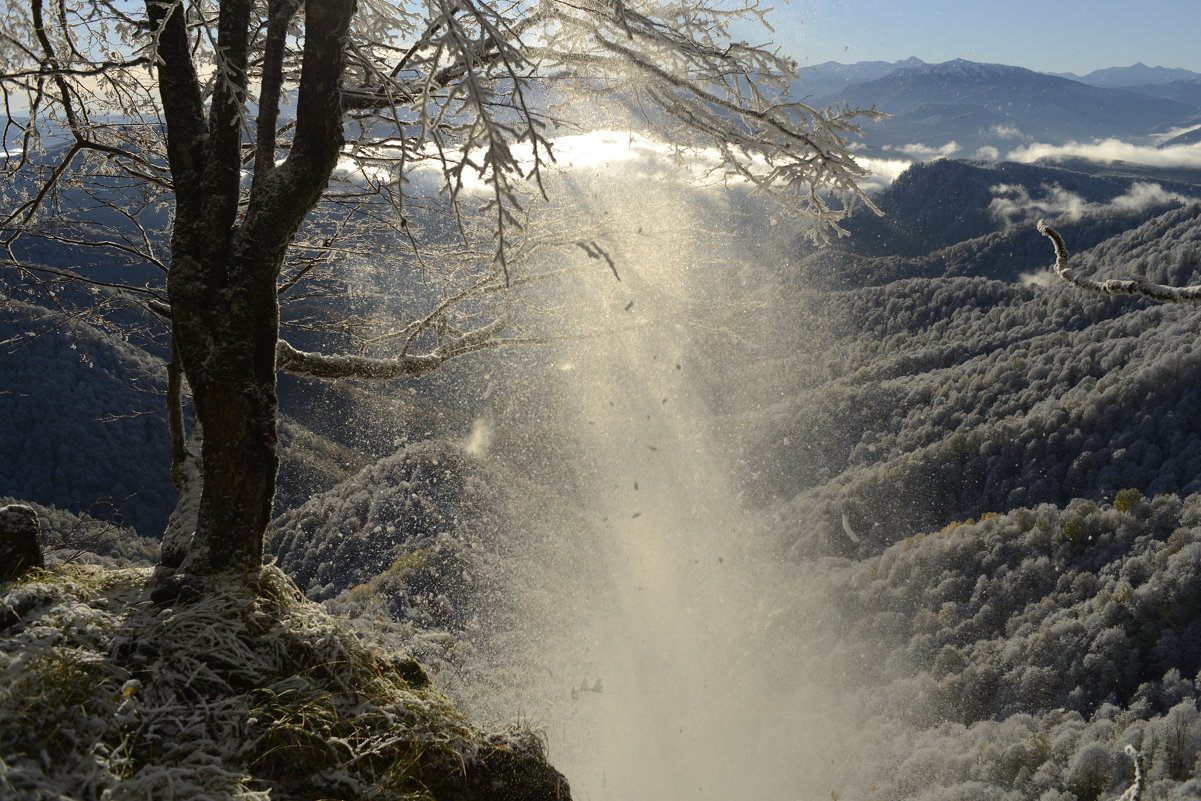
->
745, 0, 1201, 75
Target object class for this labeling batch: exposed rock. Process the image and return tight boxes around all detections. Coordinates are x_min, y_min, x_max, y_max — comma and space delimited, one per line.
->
459, 740, 572, 801
0, 504, 43, 582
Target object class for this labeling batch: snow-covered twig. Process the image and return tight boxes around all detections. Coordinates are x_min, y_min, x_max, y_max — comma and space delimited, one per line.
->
275, 313, 509, 380
1038, 220, 1201, 303
1116, 745, 1145, 801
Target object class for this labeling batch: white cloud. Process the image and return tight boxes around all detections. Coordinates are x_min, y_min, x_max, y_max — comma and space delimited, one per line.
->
852, 157, 913, 194
988, 181, 1198, 226
974, 146, 1001, 161
1007, 138, 1201, 169
989, 183, 1089, 225
1109, 181, 1199, 212
1149, 124, 1201, 146
989, 124, 1024, 140
338, 130, 916, 198
883, 141, 960, 159
337, 131, 731, 195
547, 132, 916, 194
541, 130, 719, 176
1017, 269, 1057, 288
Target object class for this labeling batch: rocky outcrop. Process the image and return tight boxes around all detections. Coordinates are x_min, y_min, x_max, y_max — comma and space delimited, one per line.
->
0, 504, 42, 582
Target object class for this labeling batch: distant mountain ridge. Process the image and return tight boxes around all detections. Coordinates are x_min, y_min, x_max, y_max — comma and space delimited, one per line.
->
1126, 79, 1201, 112
797, 57, 1201, 97
821, 158, 1201, 263
791, 57, 926, 99
794, 57, 1201, 154
1055, 62, 1201, 88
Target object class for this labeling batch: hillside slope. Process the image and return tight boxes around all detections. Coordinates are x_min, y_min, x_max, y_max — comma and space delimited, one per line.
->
0, 299, 175, 533
0, 564, 569, 800
768, 495, 1201, 801
742, 187, 1201, 559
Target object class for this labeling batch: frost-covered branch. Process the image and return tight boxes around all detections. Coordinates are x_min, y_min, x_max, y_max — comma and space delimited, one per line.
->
276, 313, 510, 380
1038, 220, 1201, 302
1116, 745, 1145, 801
0, 259, 168, 301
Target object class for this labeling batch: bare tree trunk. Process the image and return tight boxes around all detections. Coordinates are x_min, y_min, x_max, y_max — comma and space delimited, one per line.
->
161, 343, 200, 569
179, 272, 281, 574
149, 0, 355, 576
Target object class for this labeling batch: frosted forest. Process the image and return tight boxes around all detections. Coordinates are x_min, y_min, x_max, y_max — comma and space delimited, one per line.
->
3, 2, 1201, 799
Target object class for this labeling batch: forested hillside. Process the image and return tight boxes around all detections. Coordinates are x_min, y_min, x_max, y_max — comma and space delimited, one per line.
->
724, 165, 1201, 800
761, 496, 1201, 800
6, 139, 1201, 799
0, 299, 174, 532
254, 157, 1201, 799
747, 188, 1201, 559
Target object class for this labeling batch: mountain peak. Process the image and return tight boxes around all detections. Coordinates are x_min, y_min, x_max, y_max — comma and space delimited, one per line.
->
807, 56, 1199, 153
922, 59, 1028, 78
792, 57, 928, 99
1074, 63, 1201, 88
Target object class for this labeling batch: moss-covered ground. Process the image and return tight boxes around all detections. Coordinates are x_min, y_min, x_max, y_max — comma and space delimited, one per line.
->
0, 564, 568, 801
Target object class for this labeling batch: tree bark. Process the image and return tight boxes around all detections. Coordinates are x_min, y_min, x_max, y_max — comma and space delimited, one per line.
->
151, 0, 357, 575
179, 267, 281, 574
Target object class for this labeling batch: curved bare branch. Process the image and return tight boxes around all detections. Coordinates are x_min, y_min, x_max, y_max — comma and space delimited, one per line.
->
1038, 220, 1201, 303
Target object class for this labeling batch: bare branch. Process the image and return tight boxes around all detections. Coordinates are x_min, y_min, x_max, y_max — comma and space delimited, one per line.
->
252, 0, 301, 192
0, 259, 168, 301
1038, 220, 1201, 303
276, 312, 509, 380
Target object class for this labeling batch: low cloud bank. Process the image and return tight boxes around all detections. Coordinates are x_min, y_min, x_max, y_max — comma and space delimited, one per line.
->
502, 131, 916, 194
1150, 124, 1201, 146
882, 141, 960, 159
989, 180, 1198, 226
348, 130, 916, 199
852, 156, 912, 194
1008, 138, 1201, 169
346, 131, 722, 192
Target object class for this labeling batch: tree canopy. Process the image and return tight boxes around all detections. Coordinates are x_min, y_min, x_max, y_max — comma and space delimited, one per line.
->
1, 0, 881, 579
